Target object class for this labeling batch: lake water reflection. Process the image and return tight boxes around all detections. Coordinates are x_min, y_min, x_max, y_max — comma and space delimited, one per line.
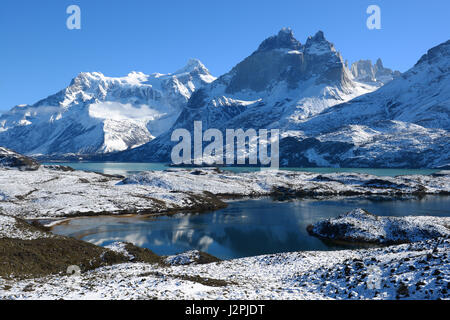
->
52, 196, 450, 260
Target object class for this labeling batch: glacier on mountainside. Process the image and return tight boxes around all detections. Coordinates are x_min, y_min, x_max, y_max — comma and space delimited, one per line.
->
0, 59, 215, 155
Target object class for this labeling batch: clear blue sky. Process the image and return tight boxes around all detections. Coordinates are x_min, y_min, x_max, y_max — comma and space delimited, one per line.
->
1, 0, 449, 112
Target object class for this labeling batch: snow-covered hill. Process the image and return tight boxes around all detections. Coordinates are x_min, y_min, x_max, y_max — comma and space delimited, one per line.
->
112, 29, 381, 162
0, 146, 40, 171
0, 59, 215, 155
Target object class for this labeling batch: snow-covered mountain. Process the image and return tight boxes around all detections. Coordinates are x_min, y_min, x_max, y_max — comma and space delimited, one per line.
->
112, 35, 449, 168
112, 29, 382, 162
0, 59, 215, 155
3, 28, 446, 168
182, 29, 379, 130
351, 58, 401, 86
283, 40, 450, 168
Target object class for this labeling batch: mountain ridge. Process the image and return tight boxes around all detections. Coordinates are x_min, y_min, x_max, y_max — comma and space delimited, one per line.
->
351, 58, 401, 86
0, 60, 216, 155
105, 29, 385, 163
109, 33, 449, 168
2, 28, 446, 168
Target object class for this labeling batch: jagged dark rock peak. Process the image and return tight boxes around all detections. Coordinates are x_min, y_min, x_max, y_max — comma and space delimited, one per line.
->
256, 27, 302, 52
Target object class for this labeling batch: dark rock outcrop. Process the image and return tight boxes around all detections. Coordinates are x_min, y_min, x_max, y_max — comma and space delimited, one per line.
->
0, 147, 40, 171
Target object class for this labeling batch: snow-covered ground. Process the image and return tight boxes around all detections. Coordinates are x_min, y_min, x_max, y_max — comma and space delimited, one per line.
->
123, 168, 450, 196
0, 215, 54, 240
0, 237, 447, 300
0, 167, 225, 219
0, 167, 449, 219
165, 250, 204, 266
104, 242, 136, 261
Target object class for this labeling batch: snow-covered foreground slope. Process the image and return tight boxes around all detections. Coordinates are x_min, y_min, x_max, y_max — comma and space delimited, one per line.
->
1, 238, 448, 300
0, 167, 449, 218
308, 208, 450, 244
0, 215, 54, 240
0, 59, 215, 155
